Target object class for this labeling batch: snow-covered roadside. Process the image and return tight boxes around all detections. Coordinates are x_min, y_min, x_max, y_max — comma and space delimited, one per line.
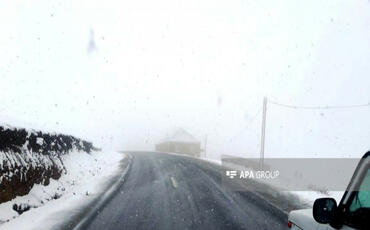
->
291, 191, 344, 207
0, 150, 126, 230
200, 157, 222, 165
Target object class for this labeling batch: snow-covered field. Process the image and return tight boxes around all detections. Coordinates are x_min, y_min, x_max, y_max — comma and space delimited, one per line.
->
0, 150, 125, 230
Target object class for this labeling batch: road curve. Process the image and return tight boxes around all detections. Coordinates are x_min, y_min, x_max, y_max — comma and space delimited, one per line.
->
78, 152, 287, 230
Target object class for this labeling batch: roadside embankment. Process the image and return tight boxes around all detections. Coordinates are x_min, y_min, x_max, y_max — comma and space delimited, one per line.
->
0, 124, 94, 204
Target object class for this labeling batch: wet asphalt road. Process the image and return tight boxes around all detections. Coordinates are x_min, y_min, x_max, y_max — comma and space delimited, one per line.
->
79, 152, 287, 230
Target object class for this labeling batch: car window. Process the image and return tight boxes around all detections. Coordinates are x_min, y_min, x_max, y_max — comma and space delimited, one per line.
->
344, 169, 370, 229
349, 169, 370, 212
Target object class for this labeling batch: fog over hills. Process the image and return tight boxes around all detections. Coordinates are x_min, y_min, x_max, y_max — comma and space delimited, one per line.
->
1, 0, 369, 158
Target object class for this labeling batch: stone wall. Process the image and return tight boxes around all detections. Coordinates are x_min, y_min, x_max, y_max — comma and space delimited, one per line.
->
0, 125, 95, 203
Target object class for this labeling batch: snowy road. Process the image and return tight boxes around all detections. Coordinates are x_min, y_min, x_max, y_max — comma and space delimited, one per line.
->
76, 152, 287, 230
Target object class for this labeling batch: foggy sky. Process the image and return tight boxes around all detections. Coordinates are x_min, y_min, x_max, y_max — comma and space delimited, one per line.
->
1, 0, 370, 158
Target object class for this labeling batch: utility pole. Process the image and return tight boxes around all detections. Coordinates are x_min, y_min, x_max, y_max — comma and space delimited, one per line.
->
260, 97, 267, 170
204, 135, 208, 158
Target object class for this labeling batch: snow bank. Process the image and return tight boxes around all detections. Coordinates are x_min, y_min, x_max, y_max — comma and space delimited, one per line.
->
200, 157, 222, 165
0, 124, 95, 204
0, 150, 125, 230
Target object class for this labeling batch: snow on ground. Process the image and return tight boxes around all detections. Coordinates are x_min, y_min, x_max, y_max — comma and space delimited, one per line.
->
0, 150, 125, 230
291, 191, 344, 207
200, 157, 222, 165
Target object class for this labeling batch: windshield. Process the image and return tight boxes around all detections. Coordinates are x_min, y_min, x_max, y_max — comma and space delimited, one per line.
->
1, 1, 370, 230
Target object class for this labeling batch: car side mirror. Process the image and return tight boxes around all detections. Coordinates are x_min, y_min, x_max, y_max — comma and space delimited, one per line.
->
313, 198, 337, 224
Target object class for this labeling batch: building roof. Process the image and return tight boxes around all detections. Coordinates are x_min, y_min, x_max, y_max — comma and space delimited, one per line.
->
161, 128, 199, 144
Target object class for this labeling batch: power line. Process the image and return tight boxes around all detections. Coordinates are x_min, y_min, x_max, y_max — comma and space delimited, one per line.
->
260, 97, 267, 169
228, 108, 263, 141
268, 100, 370, 110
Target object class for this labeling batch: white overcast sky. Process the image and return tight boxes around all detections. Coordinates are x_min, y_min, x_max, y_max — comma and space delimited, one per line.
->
0, 0, 369, 158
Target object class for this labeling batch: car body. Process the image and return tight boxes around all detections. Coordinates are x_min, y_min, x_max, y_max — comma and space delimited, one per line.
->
288, 151, 370, 230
